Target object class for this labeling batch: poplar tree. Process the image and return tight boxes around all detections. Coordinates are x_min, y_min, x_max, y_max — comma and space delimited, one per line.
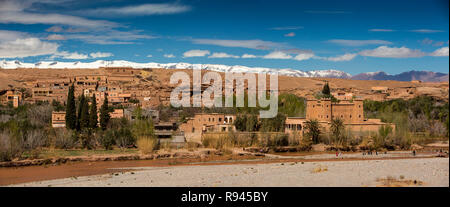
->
89, 94, 98, 129
100, 94, 110, 130
65, 84, 77, 129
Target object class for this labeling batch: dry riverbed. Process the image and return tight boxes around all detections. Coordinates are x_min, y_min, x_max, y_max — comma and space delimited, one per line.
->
8, 157, 448, 187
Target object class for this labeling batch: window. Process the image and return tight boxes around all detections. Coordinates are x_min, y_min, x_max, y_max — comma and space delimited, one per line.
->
219, 118, 222, 122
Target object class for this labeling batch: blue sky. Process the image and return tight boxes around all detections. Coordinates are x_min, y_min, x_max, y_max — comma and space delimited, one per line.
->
0, 0, 448, 75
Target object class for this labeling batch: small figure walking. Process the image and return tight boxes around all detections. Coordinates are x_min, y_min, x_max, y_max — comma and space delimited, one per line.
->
412, 150, 416, 156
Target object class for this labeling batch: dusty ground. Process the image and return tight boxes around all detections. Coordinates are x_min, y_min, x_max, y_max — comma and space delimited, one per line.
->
1, 68, 447, 100
6, 154, 448, 187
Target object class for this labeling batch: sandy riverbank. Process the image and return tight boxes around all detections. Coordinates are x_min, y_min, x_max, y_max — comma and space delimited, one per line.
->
9, 157, 448, 187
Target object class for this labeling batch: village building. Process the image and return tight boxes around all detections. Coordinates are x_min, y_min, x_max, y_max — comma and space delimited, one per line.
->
51, 111, 66, 128
285, 98, 395, 139
179, 113, 236, 143
0, 90, 22, 108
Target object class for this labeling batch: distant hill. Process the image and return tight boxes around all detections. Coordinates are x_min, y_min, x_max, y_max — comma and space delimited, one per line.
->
352, 71, 449, 82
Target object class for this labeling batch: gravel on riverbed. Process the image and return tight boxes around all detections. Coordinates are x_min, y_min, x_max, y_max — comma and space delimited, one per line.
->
10, 158, 448, 187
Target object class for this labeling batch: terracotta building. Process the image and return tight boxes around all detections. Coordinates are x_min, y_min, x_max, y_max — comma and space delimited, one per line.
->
51, 111, 66, 128
179, 113, 236, 143
285, 98, 395, 139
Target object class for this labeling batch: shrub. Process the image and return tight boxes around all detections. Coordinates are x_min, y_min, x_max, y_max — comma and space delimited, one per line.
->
137, 136, 158, 154
115, 128, 136, 148
201, 135, 216, 148
100, 130, 116, 150
54, 128, 77, 149
0, 131, 23, 161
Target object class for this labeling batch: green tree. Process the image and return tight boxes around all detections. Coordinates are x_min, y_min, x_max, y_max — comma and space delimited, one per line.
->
65, 84, 77, 130
322, 82, 330, 96
89, 94, 98, 129
234, 114, 247, 131
80, 95, 90, 129
246, 114, 259, 132
99, 94, 110, 130
76, 94, 86, 130
304, 119, 321, 144
330, 118, 345, 146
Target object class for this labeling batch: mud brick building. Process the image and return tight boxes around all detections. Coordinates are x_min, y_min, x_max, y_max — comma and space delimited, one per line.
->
285, 98, 395, 139
179, 113, 236, 143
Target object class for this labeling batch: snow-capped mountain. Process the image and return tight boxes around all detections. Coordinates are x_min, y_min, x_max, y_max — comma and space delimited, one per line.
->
1, 60, 447, 82
352, 70, 449, 82
0, 60, 352, 79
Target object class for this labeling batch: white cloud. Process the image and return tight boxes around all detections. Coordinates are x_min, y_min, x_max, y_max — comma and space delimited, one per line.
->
82, 3, 191, 16
359, 46, 426, 58
0, 30, 27, 41
46, 26, 63, 33
90, 52, 113, 58
65, 30, 155, 45
208, 52, 239, 58
0, 0, 117, 28
420, 38, 445, 47
241, 54, 258, 58
46, 34, 66, 40
326, 53, 357, 62
51, 51, 89, 59
164, 54, 175, 58
328, 39, 392, 46
146, 54, 153, 57
430, 47, 449, 57
0, 37, 59, 58
293, 53, 315, 61
369, 29, 395, 32
284, 32, 295, 37
263, 51, 292, 59
191, 39, 285, 50
410, 29, 444, 33
183, 50, 210, 58
269, 26, 303, 30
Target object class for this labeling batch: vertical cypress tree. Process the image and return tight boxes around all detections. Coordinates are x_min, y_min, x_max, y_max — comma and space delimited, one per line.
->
65, 84, 77, 129
80, 95, 90, 129
76, 94, 85, 131
100, 94, 110, 130
322, 82, 330, 96
89, 94, 98, 129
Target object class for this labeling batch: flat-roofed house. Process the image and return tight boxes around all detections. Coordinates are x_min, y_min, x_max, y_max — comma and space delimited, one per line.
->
52, 111, 66, 128
179, 113, 236, 143
285, 98, 395, 140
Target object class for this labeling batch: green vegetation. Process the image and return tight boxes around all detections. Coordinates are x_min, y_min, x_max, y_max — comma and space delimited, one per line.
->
89, 94, 98, 129
65, 84, 76, 130
304, 119, 320, 144
364, 96, 449, 137
99, 94, 111, 130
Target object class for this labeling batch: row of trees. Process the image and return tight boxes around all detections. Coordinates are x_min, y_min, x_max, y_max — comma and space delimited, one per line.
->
65, 84, 111, 131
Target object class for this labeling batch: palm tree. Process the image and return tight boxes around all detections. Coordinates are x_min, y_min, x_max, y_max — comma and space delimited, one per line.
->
330, 118, 345, 147
304, 119, 321, 144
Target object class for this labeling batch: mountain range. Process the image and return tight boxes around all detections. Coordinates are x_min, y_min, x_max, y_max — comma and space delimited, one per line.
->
0, 60, 447, 82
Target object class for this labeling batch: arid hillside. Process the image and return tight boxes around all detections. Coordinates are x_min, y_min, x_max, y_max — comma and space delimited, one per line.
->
0, 68, 448, 102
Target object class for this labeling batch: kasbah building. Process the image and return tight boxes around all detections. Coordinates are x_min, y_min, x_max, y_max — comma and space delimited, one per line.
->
1, 67, 395, 144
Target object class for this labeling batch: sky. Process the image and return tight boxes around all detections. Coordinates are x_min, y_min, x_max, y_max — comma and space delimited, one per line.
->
0, 0, 448, 75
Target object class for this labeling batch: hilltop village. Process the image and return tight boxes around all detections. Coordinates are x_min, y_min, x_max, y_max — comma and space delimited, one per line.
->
0, 67, 448, 149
